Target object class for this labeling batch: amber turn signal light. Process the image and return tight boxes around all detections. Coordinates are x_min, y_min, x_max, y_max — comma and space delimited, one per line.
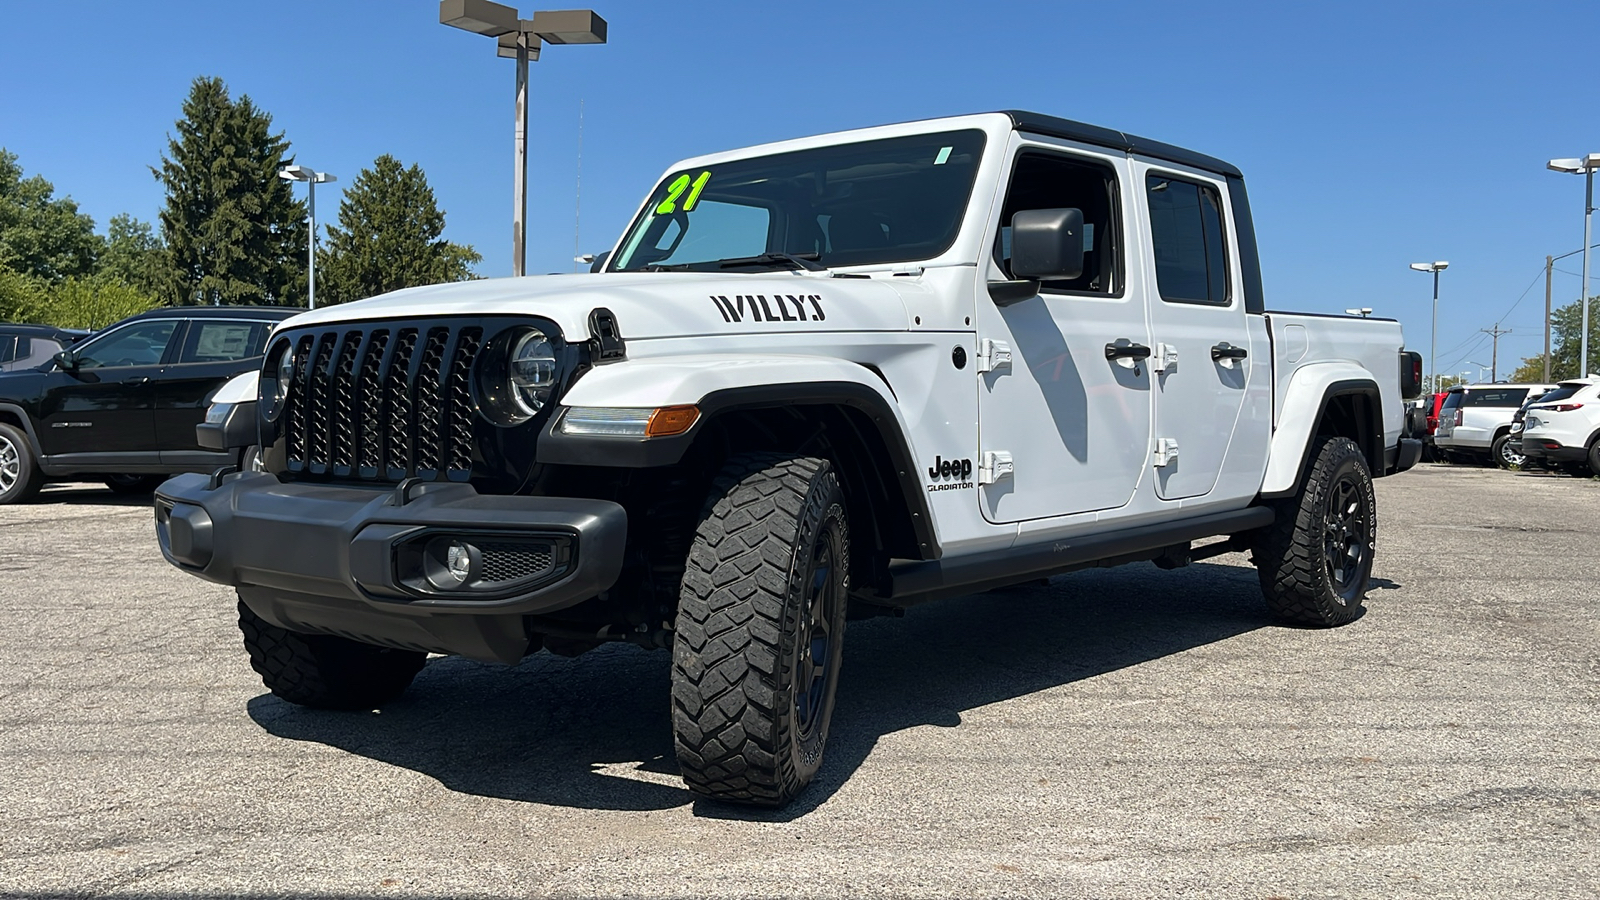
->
645, 405, 700, 437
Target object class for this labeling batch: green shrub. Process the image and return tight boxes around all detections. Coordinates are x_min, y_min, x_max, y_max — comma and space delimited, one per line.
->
35, 276, 161, 329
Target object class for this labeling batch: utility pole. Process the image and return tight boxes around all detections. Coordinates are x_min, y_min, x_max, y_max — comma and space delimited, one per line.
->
1544, 255, 1553, 381
1481, 325, 1512, 382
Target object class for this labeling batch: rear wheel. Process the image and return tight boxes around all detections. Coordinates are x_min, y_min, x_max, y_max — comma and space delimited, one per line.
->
0, 423, 43, 505
671, 453, 849, 807
104, 474, 166, 495
1492, 434, 1524, 469
1589, 441, 1600, 477
238, 598, 426, 709
1253, 437, 1374, 626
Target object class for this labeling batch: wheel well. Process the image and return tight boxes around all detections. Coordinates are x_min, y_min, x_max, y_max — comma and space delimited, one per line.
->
0, 410, 24, 431
1315, 390, 1383, 471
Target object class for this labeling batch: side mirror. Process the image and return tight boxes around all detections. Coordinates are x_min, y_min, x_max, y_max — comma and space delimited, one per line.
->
589, 250, 611, 274
53, 349, 78, 370
1010, 208, 1085, 281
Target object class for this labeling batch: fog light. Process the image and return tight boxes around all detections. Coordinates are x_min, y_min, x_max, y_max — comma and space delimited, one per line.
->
424, 537, 481, 590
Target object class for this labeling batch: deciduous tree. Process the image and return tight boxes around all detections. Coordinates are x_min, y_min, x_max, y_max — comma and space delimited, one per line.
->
0, 149, 101, 283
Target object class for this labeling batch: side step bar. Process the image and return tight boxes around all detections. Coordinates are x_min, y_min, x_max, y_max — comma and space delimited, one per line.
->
881, 506, 1275, 607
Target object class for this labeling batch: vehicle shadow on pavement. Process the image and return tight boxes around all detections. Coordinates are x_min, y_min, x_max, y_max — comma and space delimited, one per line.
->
249, 558, 1292, 818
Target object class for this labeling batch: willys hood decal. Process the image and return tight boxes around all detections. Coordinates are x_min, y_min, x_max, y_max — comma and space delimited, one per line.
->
278, 272, 912, 341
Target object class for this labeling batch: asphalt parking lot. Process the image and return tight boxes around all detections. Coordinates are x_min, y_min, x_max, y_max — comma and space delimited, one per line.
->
2, 463, 1597, 899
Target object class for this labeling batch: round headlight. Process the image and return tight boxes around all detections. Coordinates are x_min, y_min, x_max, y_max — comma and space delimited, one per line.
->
477, 327, 559, 425
262, 344, 295, 420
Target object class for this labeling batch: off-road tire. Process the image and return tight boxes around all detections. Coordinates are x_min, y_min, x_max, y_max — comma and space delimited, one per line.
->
1253, 437, 1375, 627
104, 474, 167, 495
671, 453, 849, 807
0, 423, 44, 505
1491, 433, 1524, 470
238, 598, 426, 710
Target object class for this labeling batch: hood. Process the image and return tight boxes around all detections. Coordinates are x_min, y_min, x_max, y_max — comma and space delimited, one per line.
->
281, 272, 913, 341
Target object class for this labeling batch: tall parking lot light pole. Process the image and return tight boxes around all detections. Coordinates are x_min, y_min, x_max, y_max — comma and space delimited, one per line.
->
1548, 153, 1600, 378
438, 1, 607, 278
1409, 260, 1449, 392
278, 165, 337, 309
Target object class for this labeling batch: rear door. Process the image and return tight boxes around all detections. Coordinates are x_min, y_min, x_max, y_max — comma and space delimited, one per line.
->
36, 319, 179, 455
1135, 163, 1253, 501
155, 317, 272, 463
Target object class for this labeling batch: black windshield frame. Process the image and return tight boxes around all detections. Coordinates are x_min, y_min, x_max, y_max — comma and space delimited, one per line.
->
609, 130, 988, 272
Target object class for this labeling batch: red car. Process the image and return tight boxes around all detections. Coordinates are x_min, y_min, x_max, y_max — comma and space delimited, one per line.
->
1426, 391, 1448, 434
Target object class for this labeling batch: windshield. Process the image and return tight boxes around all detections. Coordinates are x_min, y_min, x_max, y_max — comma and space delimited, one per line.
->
610, 130, 987, 272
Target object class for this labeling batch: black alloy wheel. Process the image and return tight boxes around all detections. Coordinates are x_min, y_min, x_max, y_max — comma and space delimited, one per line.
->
795, 513, 843, 748
1323, 473, 1373, 608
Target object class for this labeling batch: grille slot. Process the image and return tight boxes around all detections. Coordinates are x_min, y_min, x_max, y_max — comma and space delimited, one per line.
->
477, 541, 555, 584
280, 323, 484, 482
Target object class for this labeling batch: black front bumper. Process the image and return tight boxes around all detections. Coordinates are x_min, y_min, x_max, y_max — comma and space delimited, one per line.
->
155, 472, 626, 663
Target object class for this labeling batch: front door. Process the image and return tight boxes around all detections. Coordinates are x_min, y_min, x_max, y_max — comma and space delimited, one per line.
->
976, 145, 1151, 523
1137, 165, 1252, 501
36, 319, 178, 456
154, 318, 272, 460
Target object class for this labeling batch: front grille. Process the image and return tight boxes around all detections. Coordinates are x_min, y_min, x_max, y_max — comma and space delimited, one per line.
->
274, 323, 484, 481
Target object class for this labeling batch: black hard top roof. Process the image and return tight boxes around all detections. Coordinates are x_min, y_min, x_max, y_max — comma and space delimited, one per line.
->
1000, 110, 1243, 179
126, 305, 301, 322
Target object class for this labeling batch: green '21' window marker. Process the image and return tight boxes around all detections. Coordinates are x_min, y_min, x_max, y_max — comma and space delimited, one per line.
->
655, 174, 691, 215
682, 171, 712, 211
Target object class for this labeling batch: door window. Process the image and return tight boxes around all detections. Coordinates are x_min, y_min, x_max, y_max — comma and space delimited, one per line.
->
994, 152, 1121, 294
0, 336, 14, 365
177, 320, 271, 364
73, 320, 178, 369
1146, 174, 1230, 305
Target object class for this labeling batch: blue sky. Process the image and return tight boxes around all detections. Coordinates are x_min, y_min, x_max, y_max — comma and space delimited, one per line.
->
2, 0, 1596, 376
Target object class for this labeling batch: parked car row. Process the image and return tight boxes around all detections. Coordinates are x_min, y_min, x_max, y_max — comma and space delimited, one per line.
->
0, 307, 297, 504
1421, 380, 1600, 475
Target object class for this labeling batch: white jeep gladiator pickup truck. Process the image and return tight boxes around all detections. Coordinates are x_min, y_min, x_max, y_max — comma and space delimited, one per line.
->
156, 111, 1425, 807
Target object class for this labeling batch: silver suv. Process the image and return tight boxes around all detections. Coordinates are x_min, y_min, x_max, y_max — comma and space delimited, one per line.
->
1435, 383, 1557, 466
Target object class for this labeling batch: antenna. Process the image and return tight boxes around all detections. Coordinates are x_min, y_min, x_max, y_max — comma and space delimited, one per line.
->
573, 97, 584, 272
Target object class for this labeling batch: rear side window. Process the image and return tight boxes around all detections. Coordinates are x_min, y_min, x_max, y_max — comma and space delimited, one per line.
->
1530, 386, 1578, 405
1440, 391, 1464, 411
1463, 389, 1529, 408
13, 337, 61, 369
1146, 174, 1229, 305
0, 336, 14, 364
178, 321, 271, 364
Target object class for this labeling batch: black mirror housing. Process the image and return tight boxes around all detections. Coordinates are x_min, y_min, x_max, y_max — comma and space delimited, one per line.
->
53, 349, 78, 370
1010, 208, 1085, 281
589, 250, 611, 273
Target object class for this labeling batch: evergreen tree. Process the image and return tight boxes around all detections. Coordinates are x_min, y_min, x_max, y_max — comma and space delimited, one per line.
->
0, 149, 101, 283
1508, 295, 1600, 382
316, 154, 479, 305
154, 77, 307, 306
99, 214, 174, 301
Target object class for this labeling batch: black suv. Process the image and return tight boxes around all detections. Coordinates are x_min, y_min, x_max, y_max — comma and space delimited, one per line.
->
0, 324, 90, 373
0, 306, 298, 504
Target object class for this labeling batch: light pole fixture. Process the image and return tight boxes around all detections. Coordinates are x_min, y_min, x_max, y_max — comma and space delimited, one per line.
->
1345, 307, 1373, 318
278, 164, 337, 310
1548, 153, 1600, 378
1409, 260, 1449, 393
439, 0, 608, 278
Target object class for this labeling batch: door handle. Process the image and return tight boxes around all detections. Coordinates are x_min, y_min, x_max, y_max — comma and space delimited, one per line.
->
1104, 341, 1152, 362
122, 376, 151, 385
1210, 342, 1249, 361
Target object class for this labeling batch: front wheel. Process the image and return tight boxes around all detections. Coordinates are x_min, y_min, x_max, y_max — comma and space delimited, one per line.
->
671, 453, 849, 807
0, 423, 43, 505
1492, 434, 1525, 469
1253, 437, 1375, 626
238, 598, 426, 709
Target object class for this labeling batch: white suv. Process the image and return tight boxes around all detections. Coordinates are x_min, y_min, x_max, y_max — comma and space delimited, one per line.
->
1435, 383, 1557, 466
1520, 379, 1600, 475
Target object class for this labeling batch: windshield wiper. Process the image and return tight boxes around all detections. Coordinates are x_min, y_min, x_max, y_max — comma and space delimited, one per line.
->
716, 252, 825, 272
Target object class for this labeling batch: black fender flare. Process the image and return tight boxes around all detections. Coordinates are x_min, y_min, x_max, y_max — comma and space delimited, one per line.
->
537, 381, 940, 559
